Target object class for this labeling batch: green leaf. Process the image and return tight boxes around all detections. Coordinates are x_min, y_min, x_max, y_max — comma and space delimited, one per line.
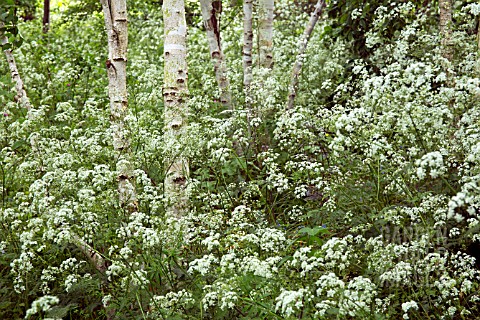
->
1, 43, 12, 50
326, 307, 340, 315
12, 140, 26, 150
277, 255, 292, 268
299, 227, 318, 236
299, 226, 328, 237
46, 304, 78, 319
13, 36, 23, 48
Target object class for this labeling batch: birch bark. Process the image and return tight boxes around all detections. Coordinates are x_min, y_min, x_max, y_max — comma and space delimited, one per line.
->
163, 0, 189, 218
199, 0, 231, 108
439, 0, 453, 62
1, 24, 32, 111
243, 0, 253, 90
71, 234, 106, 273
100, 0, 138, 213
258, 0, 274, 69
287, 0, 325, 110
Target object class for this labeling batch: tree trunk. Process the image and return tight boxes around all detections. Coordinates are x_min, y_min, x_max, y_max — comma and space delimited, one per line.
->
199, 0, 231, 108
1, 23, 32, 111
287, 0, 325, 110
43, 0, 50, 33
477, 17, 480, 77
439, 0, 453, 62
163, 0, 189, 218
71, 234, 106, 273
478, 17, 480, 55
243, 0, 253, 90
2, 23, 108, 279
100, 0, 138, 213
258, 0, 274, 69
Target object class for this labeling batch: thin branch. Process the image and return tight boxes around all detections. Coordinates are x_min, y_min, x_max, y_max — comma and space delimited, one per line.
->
287, 0, 326, 110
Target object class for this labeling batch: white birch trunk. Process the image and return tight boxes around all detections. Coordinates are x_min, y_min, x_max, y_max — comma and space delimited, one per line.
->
199, 0, 231, 108
243, 0, 253, 90
163, 0, 189, 218
439, 0, 453, 62
71, 234, 106, 273
1, 24, 32, 111
287, 0, 325, 110
100, 0, 138, 213
258, 0, 274, 69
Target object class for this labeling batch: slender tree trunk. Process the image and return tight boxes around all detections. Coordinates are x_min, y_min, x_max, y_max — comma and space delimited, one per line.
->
478, 19, 480, 57
43, 0, 50, 33
258, 0, 274, 69
199, 0, 231, 108
163, 0, 189, 218
71, 234, 106, 273
243, 0, 253, 91
241, 0, 254, 149
100, 0, 138, 213
2, 23, 106, 278
1, 24, 32, 111
287, 0, 325, 110
439, 0, 453, 62
477, 17, 480, 77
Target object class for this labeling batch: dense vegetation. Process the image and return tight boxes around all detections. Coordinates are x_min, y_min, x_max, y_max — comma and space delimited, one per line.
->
1, 0, 480, 319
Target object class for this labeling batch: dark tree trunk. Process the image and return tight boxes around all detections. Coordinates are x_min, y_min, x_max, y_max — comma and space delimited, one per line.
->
43, 0, 50, 33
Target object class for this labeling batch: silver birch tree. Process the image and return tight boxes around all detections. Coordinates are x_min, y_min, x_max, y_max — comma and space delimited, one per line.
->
243, 0, 253, 91
100, 0, 138, 213
439, 0, 453, 62
258, 0, 274, 69
477, 16, 480, 77
199, 0, 231, 107
287, 0, 325, 110
163, 0, 189, 218
1, 23, 32, 111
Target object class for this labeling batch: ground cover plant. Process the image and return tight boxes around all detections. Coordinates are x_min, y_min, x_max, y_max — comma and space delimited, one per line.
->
1, 0, 480, 319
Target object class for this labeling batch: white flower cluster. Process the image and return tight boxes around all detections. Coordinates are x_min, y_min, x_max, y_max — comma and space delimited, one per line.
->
25, 295, 59, 319
315, 273, 377, 317
150, 290, 194, 314
416, 151, 447, 180
321, 237, 355, 271
257, 227, 286, 252
260, 151, 290, 193
188, 254, 218, 276
202, 281, 239, 310
275, 288, 311, 317
401, 301, 418, 319
289, 247, 322, 277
